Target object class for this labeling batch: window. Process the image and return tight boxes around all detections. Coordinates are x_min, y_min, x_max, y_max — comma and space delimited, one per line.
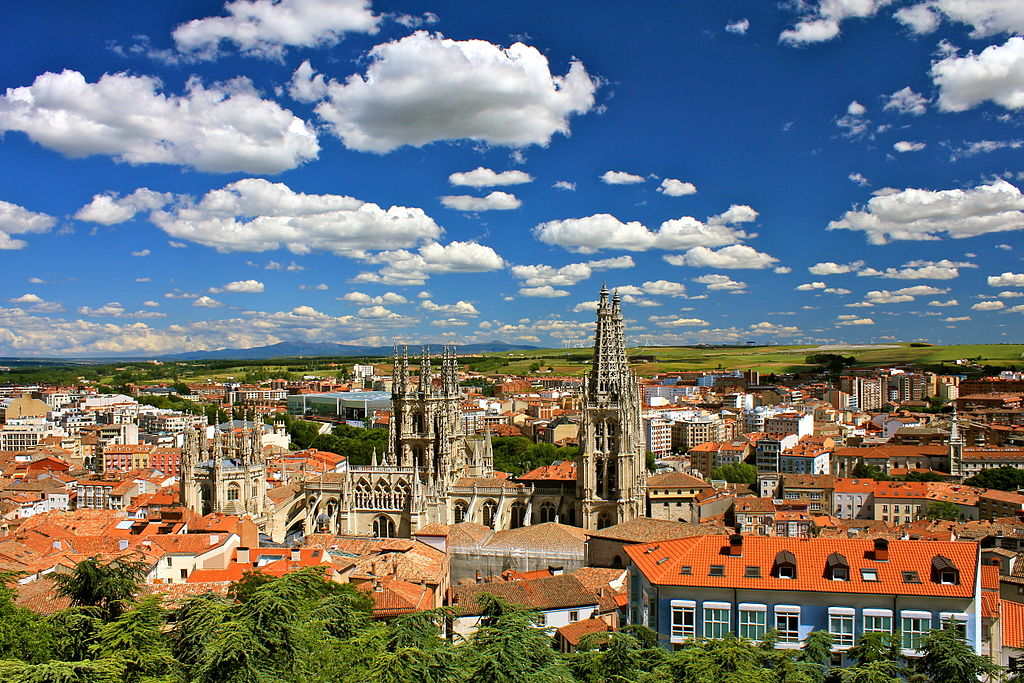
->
940, 612, 968, 637
709, 564, 725, 577
832, 567, 848, 581
775, 606, 800, 643
860, 568, 879, 582
179, 568, 188, 579
745, 566, 761, 578
902, 571, 921, 584
739, 603, 767, 641
679, 566, 692, 575
226, 483, 240, 501
901, 612, 931, 651
863, 609, 893, 634
569, 610, 579, 622
703, 603, 731, 639
671, 600, 696, 640
778, 565, 795, 579
829, 608, 855, 648
537, 612, 546, 626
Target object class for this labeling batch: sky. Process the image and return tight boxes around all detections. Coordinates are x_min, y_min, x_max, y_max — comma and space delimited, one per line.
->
1, 0, 1024, 357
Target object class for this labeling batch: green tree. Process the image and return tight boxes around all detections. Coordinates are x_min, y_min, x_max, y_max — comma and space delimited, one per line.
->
921, 501, 961, 521
0, 573, 52, 664
915, 622, 999, 683
666, 635, 777, 683
851, 464, 892, 481
51, 558, 148, 621
965, 465, 1024, 491
710, 462, 757, 484
91, 595, 180, 683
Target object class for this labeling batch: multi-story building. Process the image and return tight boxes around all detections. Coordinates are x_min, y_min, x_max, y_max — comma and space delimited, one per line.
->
763, 412, 814, 439
627, 535, 981, 658
670, 413, 727, 452
840, 376, 885, 411
643, 414, 674, 457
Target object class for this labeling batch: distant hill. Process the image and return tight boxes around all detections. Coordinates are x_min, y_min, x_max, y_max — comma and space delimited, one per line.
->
158, 340, 540, 361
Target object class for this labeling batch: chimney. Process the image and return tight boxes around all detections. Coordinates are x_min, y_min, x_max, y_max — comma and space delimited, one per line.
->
873, 538, 889, 562
236, 547, 250, 564
729, 534, 743, 557
118, 539, 129, 551
290, 547, 301, 562
548, 565, 564, 576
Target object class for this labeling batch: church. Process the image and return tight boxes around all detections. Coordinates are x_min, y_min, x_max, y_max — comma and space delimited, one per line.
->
179, 286, 647, 540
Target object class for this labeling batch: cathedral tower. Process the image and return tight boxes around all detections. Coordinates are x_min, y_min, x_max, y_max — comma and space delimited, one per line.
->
577, 286, 646, 529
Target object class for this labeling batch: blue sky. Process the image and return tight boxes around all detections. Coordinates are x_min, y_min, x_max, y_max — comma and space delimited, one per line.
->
1, 0, 1023, 356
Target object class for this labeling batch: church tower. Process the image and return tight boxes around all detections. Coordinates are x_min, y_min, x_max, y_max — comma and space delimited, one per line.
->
577, 286, 646, 529
949, 407, 965, 479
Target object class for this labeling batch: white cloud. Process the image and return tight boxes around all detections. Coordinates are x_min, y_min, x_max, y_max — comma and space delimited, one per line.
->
8, 293, 63, 313
894, 140, 927, 152
132, 249, 150, 257
693, 274, 747, 291
780, 0, 888, 45
448, 167, 533, 187
440, 191, 521, 211
884, 87, 929, 115
534, 207, 755, 254
725, 18, 750, 34
999, 291, 1024, 298
775, 266, 793, 274
356, 305, 401, 319
210, 279, 265, 293
895, 4, 942, 33
973, 300, 1006, 310
150, 178, 441, 255
75, 188, 173, 225
858, 259, 976, 280
519, 285, 569, 297
419, 299, 480, 315
749, 321, 800, 335
666, 244, 778, 269
824, 287, 851, 295
655, 317, 710, 327
172, 0, 379, 60
192, 296, 222, 308
168, 241, 188, 248
553, 181, 576, 191
847, 100, 867, 116
339, 291, 407, 305
258, 259, 305, 271
952, 140, 1024, 160
796, 281, 827, 291
355, 241, 505, 285
0, 200, 56, 249
828, 179, 1024, 244
897, 1, 1024, 38
927, 299, 959, 306
837, 317, 875, 326
315, 31, 597, 153
931, 37, 1024, 112
849, 172, 870, 186
809, 260, 864, 275
287, 60, 329, 103
657, 178, 698, 197
944, 316, 971, 322
866, 285, 947, 303
989, 272, 1024, 287
601, 170, 646, 185
641, 280, 687, 297
0, 70, 319, 173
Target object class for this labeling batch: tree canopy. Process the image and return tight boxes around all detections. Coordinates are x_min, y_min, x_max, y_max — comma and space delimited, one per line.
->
965, 466, 1024, 491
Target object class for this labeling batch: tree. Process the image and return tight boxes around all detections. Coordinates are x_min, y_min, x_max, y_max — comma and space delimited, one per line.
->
851, 464, 892, 481
0, 573, 52, 664
915, 621, 998, 683
666, 635, 777, 683
921, 501, 961, 522
710, 462, 756, 484
51, 557, 148, 621
91, 595, 180, 683
965, 465, 1024, 491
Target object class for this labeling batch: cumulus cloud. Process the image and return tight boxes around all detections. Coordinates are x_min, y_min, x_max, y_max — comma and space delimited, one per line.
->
76, 302, 165, 319
828, 179, 1024, 244
780, 0, 888, 45
944, 316, 971, 322
287, 60, 329, 103
931, 37, 1024, 112
210, 279, 265, 293
641, 280, 687, 297
74, 188, 173, 225
131, 249, 150, 257
973, 300, 1006, 310
510, 255, 634, 288
0, 70, 319, 173
354, 241, 505, 285
749, 321, 800, 335
8, 293, 63, 313
552, 181, 576, 191
896, 1, 1024, 38
666, 244, 778, 269
440, 191, 521, 211
928, 299, 959, 306
837, 317, 875, 326
692, 274, 747, 291
448, 167, 533, 187
519, 285, 570, 297
601, 170, 646, 185
419, 299, 480, 315
315, 31, 597, 153
989, 272, 1024, 287
894, 141, 927, 152
655, 317, 709, 327
149, 178, 441, 255
339, 291, 408, 305
951, 139, 1024, 160
192, 296, 222, 308
534, 206, 756, 253
895, 4, 942, 33
172, 0, 379, 60
0, 200, 56, 249
857, 259, 976, 280
849, 172, 870, 186
657, 178, 697, 196
809, 260, 864, 275
884, 87, 929, 115
725, 18, 750, 34
796, 281, 827, 291
866, 285, 947, 303
355, 305, 402, 319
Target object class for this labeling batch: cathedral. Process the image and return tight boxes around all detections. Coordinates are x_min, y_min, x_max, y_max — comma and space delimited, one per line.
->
178, 287, 647, 540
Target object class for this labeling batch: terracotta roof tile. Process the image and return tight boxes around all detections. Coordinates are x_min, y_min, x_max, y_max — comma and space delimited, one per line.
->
586, 517, 729, 543
1004, 600, 1024, 649
557, 618, 610, 646
453, 574, 598, 614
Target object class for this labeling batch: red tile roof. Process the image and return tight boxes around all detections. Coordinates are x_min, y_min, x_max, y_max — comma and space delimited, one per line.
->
627, 535, 977, 597
557, 618, 610, 646
1003, 600, 1024, 649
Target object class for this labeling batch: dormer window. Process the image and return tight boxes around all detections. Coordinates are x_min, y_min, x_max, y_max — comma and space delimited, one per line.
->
709, 564, 725, 577
773, 550, 797, 579
932, 555, 960, 585
826, 552, 850, 581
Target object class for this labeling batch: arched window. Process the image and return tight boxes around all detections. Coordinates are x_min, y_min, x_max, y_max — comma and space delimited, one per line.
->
226, 482, 240, 501
539, 502, 557, 523
373, 515, 395, 538
482, 500, 497, 528
453, 500, 468, 523
510, 503, 527, 529
597, 512, 612, 529
412, 411, 425, 434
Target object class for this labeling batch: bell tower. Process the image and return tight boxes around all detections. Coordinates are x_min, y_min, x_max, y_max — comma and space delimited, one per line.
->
577, 286, 646, 529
